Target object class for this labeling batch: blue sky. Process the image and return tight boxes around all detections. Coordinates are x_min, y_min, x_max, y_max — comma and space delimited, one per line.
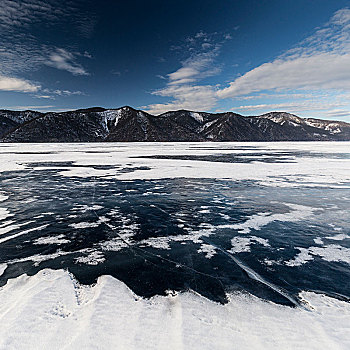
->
1, 0, 350, 121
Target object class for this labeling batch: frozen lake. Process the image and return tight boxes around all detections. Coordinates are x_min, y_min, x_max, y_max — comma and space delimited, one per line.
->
0, 142, 350, 349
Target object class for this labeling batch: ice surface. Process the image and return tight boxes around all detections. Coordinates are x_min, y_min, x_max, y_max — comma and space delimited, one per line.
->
0, 264, 6, 277
33, 235, 70, 245
314, 237, 324, 245
69, 216, 109, 229
0, 194, 8, 202
1, 142, 350, 348
1, 142, 350, 188
0, 269, 349, 350
0, 208, 12, 221
0, 224, 49, 244
309, 245, 350, 264
75, 250, 106, 265
286, 248, 314, 267
326, 233, 350, 241
228, 203, 315, 234
70, 221, 102, 229
197, 244, 216, 258
228, 236, 270, 254
286, 245, 350, 266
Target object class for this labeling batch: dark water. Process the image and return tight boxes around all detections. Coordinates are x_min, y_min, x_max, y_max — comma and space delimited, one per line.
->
1, 160, 350, 307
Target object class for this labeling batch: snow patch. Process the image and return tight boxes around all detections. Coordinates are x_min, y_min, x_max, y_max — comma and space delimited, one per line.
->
0, 264, 6, 276
69, 216, 109, 229
0, 194, 8, 203
33, 235, 70, 245
190, 112, 204, 123
3, 142, 350, 188
0, 208, 12, 221
0, 269, 349, 350
286, 245, 350, 266
75, 250, 105, 265
0, 224, 49, 244
197, 244, 216, 259
228, 203, 315, 234
313, 237, 324, 245
228, 236, 270, 254
326, 233, 350, 241
286, 248, 314, 267
9, 250, 71, 266
72, 204, 103, 213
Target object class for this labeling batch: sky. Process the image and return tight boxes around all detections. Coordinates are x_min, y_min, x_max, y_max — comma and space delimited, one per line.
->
1, 0, 350, 121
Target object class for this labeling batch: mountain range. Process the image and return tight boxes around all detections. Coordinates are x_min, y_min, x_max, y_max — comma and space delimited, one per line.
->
1, 106, 350, 142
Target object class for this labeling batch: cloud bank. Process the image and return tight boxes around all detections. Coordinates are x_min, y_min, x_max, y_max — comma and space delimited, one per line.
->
0, 75, 40, 92
145, 8, 350, 119
218, 8, 350, 98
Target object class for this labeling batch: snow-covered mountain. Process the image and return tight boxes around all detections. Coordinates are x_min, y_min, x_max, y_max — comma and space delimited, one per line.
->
0, 110, 42, 139
259, 112, 350, 139
1, 107, 350, 142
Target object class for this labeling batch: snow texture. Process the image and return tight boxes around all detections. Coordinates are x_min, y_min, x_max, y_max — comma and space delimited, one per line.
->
286, 245, 350, 266
0, 142, 350, 188
0, 269, 349, 350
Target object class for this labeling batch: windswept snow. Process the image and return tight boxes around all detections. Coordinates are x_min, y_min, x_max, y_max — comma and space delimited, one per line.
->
0, 269, 349, 350
197, 243, 217, 258
33, 235, 70, 245
228, 236, 270, 254
0, 224, 49, 244
326, 233, 350, 241
0, 194, 8, 202
0, 208, 12, 221
225, 203, 315, 234
0, 142, 350, 188
286, 245, 350, 266
1, 142, 350, 349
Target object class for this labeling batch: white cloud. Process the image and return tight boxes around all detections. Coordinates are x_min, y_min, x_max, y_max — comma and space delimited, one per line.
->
45, 48, 89, 76
51, 89, 84, 96
5, 105, 54, 110
218, 8, 350, 99
218, 53, 350, 98
0, 1, 93, 95
232, 100, 349, 113
35, 88, 85, 99
168, 50, 220, 86
35, 95, 53, 99
0, 0, 95, 36
144, 85, 218, 115
0, 75, 40, 92
143, 32, 225, 114
145, 12, 350, 117
324, 109, 350, 118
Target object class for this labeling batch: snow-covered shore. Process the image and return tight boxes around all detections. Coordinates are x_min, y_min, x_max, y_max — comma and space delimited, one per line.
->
0, 268, 349, 350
